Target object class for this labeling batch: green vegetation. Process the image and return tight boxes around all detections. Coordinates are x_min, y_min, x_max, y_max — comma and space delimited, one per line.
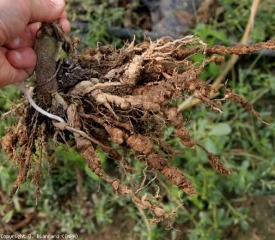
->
1, 0, 275, 239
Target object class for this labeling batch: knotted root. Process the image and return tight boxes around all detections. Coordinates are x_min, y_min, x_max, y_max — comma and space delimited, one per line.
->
1, 26, 273, 224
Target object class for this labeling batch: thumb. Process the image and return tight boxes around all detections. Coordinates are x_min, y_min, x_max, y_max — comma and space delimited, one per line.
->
29, 0, 66, 23
0, 0, 66, 45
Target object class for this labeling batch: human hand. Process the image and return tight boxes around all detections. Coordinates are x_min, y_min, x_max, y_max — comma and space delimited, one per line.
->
0, 0, 70, 88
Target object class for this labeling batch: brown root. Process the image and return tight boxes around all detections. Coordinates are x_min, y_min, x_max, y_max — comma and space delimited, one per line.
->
1, 28, 272, 224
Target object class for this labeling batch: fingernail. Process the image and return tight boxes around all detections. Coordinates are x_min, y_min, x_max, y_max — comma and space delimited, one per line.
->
12, 38, 21, 46
50, 0, 63, 6
13, 51, 21, 60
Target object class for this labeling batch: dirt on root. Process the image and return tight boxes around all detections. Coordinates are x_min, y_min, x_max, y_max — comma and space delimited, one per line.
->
1, 23, 273, 225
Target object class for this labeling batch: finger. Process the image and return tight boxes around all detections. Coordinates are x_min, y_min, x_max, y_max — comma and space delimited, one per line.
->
58, 10, 71, 33
4, 23, 40, 49
0, 48, 34, 88
6, 15, 70, 50
60, 10, 68, 19
0, 0, 66, 45
29, 0, 66, 23
0, 66, 33, 88
58, 18, 71, 34
5, 47, 36, 69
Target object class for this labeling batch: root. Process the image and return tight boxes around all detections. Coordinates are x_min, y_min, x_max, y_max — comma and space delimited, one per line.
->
1, 28, 273, 224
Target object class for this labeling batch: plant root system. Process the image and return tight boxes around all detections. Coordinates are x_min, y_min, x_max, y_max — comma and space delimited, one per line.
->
1, 23, 273, 224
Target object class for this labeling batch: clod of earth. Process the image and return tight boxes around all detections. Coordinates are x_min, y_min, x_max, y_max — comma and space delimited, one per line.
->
1, 22, 273, 225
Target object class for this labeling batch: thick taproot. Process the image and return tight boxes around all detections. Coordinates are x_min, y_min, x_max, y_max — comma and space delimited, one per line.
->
34, 23, 59, 106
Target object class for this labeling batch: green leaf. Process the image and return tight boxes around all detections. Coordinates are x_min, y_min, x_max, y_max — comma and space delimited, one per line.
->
96, 148, 108, 162
205, 138, 218, 154
209, 62, 221, 76
209, 123, 232, 136
2, 209, 14, 223
84, 165, 99, 181
170, 185, 181, 198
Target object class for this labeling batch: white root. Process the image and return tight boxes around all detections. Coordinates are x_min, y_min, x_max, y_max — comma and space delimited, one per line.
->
17, 82, 65, 123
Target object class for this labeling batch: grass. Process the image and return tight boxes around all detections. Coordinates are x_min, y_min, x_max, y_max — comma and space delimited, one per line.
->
0, 0, 275, 239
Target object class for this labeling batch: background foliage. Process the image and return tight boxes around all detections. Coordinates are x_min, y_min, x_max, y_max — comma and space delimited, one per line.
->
0, 0, 275, 239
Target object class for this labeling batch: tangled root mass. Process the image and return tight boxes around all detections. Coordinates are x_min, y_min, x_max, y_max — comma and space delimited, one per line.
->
1, 26, 273, 224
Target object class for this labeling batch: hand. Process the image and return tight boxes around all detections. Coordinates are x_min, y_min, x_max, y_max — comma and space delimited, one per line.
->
0, 0, 70, 88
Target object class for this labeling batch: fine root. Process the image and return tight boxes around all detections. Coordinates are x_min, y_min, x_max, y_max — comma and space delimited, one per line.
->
1, 28, 272, 224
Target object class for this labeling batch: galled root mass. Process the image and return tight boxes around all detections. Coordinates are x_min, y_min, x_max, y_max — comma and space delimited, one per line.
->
1, 23, 272, 224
